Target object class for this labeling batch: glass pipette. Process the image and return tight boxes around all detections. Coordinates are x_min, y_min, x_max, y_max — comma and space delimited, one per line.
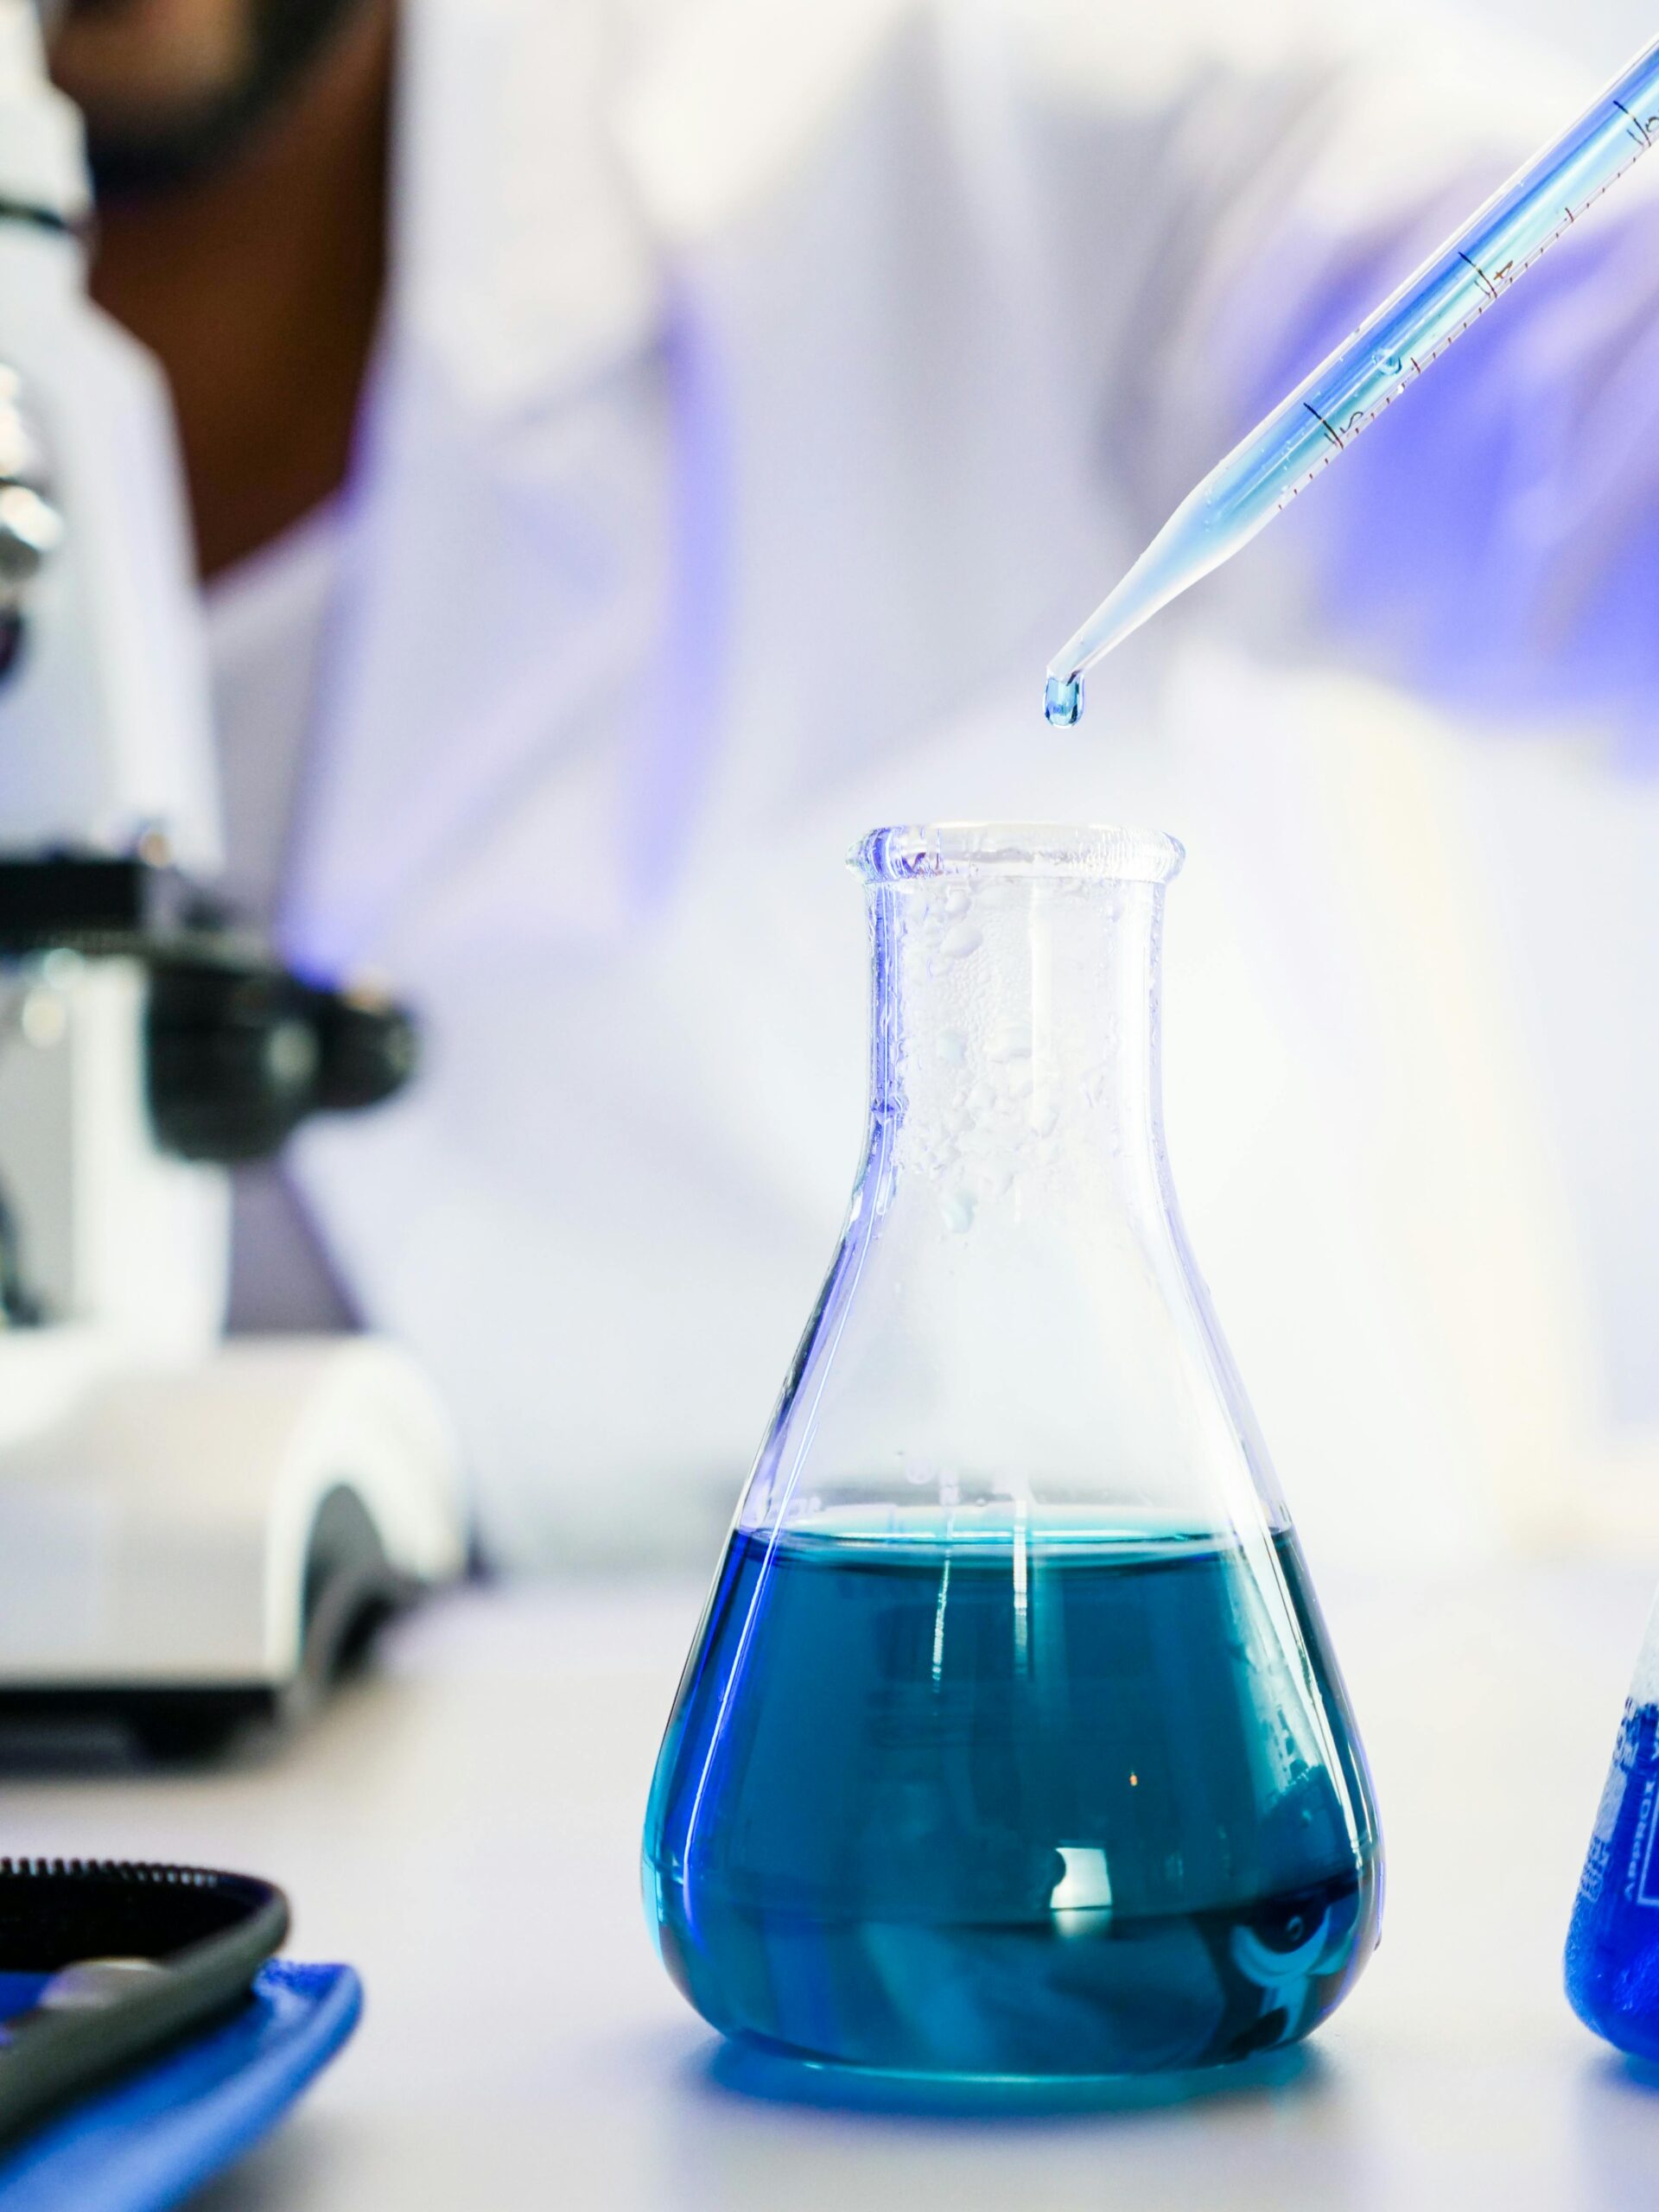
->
1044, 32, 1659, 727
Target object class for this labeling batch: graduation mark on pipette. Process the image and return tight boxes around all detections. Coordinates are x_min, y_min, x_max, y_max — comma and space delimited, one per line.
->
1044, 31, 1659, 726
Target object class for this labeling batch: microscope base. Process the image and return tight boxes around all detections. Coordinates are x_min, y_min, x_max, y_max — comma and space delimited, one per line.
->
0, 1332, 467, 1751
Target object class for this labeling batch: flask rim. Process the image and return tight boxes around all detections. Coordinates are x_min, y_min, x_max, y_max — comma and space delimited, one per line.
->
850, 822, 1185, 885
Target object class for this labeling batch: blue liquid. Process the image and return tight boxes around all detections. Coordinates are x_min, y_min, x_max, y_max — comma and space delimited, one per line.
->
1044, 675, 1084, 727
644, 1519, 1381, 2075
1567, 1700, 1659, 2057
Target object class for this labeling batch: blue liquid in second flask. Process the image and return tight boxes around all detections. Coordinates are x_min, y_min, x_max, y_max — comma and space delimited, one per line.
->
1566, 1699, 1659, 2058
644, 1512, 1381, 2077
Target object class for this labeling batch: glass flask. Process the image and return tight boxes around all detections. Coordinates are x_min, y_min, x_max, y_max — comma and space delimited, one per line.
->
643, 823, 1382, 2077
1567, 1592, 1659, 2059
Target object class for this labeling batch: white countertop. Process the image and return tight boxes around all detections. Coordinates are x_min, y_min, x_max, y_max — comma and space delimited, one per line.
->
6, 1560, 1659, 2212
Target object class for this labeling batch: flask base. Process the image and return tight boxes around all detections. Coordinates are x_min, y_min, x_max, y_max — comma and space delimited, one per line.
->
714, 2031, 1319, 2106
652, 1866, 1378, 2078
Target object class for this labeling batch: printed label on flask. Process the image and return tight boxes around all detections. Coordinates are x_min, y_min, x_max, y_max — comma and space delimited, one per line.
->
1605, 1704, 1659, 1909
1636, 1774, 1659, 1907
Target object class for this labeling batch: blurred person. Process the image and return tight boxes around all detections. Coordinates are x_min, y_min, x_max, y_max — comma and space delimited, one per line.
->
44, 0, 1659, 1565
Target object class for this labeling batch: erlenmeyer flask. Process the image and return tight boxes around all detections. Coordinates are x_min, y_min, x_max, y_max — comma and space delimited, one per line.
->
1567, 1594, 1659, 2059
643, 823, 1381, 2077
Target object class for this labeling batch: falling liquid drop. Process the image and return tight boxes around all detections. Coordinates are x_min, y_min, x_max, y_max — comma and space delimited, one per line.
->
1044, 674, 1084, 728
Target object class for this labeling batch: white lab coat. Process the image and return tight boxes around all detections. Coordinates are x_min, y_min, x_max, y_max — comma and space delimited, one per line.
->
273, 0, 1659, 1567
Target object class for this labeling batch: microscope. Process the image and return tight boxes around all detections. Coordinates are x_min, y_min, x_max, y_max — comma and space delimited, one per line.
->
0, 2, 465, 1754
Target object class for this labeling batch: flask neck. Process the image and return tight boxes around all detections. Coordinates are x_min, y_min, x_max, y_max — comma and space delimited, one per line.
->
868, 872, 1169, 1217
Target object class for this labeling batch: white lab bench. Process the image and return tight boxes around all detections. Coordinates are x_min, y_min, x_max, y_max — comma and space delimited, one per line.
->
6, 1560, 1659, 2212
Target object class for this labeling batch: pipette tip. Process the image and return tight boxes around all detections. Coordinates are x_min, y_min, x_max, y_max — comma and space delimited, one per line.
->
1044, 674, 1084, 728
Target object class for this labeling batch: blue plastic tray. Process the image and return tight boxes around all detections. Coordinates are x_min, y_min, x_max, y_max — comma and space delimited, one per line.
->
0, 1959, 361, 2212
